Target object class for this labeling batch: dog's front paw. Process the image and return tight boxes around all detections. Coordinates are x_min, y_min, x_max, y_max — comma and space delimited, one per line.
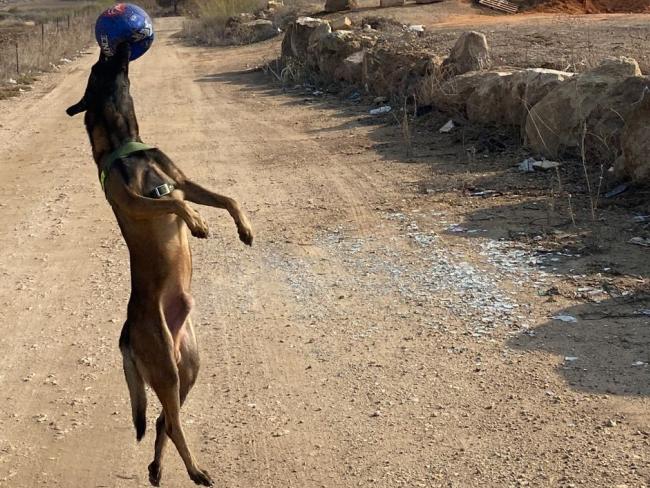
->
187, 209, 209, 239
238, 223, 253, 246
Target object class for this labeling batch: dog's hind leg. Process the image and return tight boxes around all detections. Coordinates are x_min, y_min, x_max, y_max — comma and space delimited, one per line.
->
148, 325, 211, 486
148, 321, 201, 487
119, 323, 147, 441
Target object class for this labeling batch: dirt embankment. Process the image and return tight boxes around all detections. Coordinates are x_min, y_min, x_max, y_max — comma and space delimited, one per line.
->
521, 0, 650, 13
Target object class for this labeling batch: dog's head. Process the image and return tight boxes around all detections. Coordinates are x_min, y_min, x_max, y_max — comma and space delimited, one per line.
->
66, 42, 132, 117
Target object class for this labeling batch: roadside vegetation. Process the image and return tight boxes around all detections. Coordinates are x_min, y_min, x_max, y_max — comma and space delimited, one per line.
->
181, 0, 265, 45
180, 0, 304, 46
0, 0, 141, 99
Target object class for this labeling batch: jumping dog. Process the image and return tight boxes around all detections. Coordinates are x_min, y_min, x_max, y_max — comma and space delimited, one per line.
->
66, 42, 253, 486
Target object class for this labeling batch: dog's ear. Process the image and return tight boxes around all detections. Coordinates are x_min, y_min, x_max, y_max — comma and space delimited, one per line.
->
66, 98, 87, 117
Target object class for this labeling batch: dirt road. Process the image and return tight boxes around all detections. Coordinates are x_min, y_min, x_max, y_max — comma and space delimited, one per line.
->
0, 17, 648, 488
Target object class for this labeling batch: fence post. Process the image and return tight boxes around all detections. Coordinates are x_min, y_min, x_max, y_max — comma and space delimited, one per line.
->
15, 42, 19, 75
67, 15, 70, 29
41, 23, 45, 52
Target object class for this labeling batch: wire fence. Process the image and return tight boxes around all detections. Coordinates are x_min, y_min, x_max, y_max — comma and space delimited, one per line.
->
0, 12, 96, 83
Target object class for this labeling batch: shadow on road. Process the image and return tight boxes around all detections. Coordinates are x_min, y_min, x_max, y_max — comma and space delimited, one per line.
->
197, 66, 650, 398
509, 293, 650, 396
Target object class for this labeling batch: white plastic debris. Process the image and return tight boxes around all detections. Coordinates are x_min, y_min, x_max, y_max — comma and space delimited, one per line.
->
552, 314, 578, 323
447, 224, 466, 233
408, 24, 424, 32
564, 356, 578, 362
535, 160, 560, 170
439, 119, 455, 133
518, 158, 536, 172
628, 237, 650, 247
518, 158, 560, 172
369, 105, 392, 115
632, 360, 647, 367
469, 189, 500, 197
8, 78, 17, 85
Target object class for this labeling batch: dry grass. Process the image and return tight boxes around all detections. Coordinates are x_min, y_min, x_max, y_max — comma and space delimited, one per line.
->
181, 0, 267, 45
0, 2, 114, 96
0, 15, 95, 86
181, 0, 307, 45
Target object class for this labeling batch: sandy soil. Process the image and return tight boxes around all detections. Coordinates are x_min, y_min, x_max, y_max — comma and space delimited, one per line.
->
0, 15, 648, 488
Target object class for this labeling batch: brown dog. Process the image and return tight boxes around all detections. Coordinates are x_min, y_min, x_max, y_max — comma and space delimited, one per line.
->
66, 43, 253, 486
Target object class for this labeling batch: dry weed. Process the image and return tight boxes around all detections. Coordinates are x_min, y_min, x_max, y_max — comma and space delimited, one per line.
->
0, 13, 96, 87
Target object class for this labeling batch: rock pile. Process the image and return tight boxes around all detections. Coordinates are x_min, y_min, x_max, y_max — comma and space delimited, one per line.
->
222, 1, 283, 44
281, 17, 650, 183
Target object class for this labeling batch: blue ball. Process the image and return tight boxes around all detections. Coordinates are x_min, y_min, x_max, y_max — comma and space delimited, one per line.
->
95, 3, 154, 61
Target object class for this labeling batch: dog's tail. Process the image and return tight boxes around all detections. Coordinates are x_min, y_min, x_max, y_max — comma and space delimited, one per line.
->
119, 325, 147, 441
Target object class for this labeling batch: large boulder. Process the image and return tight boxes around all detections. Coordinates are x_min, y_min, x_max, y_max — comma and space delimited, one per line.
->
441, 31, 490, 78
365, 46, 442, 101
427, 69, 516, 116
585, 76, 650, 165
615, 92, 650, 182
237, 19, 280, 43
307, 30, 375, 84
525, 57, 642, 158
340, 50, 365, 84
466, 68, 573, 127
324, 0, 357, 12
309, 30, 368, 80
281, 17, 331, 60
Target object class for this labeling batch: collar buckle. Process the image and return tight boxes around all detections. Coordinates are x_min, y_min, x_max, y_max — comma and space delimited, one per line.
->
152, 183, 174, 198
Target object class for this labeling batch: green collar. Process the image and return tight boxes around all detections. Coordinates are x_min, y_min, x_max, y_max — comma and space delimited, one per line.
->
100, 140, 155, 191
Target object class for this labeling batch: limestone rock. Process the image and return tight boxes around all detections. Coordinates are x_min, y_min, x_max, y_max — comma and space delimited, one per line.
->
441, 31, 490, 77
429, 69, 516, 115
281, 17, 331, 60
586, 76, 650, 165
525, 56, 642, 158
466, 68, 573, 127
365, 47, 442, 101
330, 16, 353, 30
239, 19, 279, 43
311, 31, 366, 79
340, 50, 365, 83
615, 89, 650, 182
